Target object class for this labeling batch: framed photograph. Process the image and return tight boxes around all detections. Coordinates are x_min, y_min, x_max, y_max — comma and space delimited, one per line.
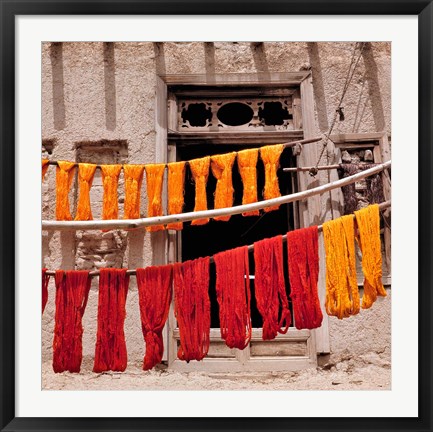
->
1, 1, 431, 431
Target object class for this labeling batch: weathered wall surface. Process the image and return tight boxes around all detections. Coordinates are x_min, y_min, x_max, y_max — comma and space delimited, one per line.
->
42, 42, 391, 368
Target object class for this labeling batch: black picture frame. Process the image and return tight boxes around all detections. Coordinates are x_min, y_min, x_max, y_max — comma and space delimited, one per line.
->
1, 1, 431, 431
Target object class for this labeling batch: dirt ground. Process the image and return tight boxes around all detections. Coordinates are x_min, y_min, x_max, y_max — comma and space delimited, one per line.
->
42, 351, 391, 391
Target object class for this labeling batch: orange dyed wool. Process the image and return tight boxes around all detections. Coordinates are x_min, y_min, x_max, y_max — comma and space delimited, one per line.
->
144, 163, 165, 232
42, 268, 50, 314
42, 159, 50, 180
55, 161, 76, 221
355, 204, 387, 309
93, 268, 130, 372
53, 270, 91, 373
75, 163, 97, 221
167, 161, 186, 230
189, 156, 210, 225
260, 144, 283, 212
174, 257, 210, 362
214, 246, 252, 350
254, 236, 291, 340
237, 148, 259, 216
211, 152, 236, 222
101, 165, 122, 220
136, 265, 173, 370
123, 164, 145, 219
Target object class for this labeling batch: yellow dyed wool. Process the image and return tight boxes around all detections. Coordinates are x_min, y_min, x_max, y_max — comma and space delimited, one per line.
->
323, 215, 360, 319
354, 204, 387, 309
211, 152, 236, 222
237, 149, 259, 217
42, 159, 50, 180
260, 144, 283, 212
189, 156, 210, 226
55, 161, 76, 221
144, 163, 165, 232
123, 164, 145, 219
75, 163, 97, 221
101, 165, 122, 220
167, 161, 186, 231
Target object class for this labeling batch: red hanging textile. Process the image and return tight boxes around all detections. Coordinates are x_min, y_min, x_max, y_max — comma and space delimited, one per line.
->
42, 268, 50, 314
93, 268, 130, 372
173, 257, 210, 362
136, 265, 173, 370
254, 236, 291, 340
53, 270, 91, 373
214, 246, 252, 350
287, 226, 323, 329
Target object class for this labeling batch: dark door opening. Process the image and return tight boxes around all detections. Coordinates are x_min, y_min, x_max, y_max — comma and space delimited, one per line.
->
178, 143, 296, 329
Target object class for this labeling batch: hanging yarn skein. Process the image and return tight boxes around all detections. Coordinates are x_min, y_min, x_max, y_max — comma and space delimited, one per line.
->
354, 204, 387, 309
42, 268, 50, 314
254, 236, 291, 340
42, 159, 50, 180
211, 152, 236, 222
55, 161, 76, 221
75, 163, 97, 221
237, 148, 259, 217
144, 163, 165, 232
123, 164, 145, 219
174, 257, 211, 362
101, 165, 122, 220
260, 144, 283, 212
167, 161, 186, 230
189, 156, 211, 225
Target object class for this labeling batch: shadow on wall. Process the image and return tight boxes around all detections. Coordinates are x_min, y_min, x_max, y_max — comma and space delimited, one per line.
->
103, 42, 117, 131
153, 42, 166, 75
250, 42, 270, 79
49, 42, 66, 131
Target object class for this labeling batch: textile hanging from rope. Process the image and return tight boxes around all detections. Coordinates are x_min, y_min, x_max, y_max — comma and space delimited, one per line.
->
93, 268, 130, 372
211, 152, 236, 222
189, 156, 211, 226
101, 165, 122, 220
254, 236, 291, 340
167, 161, 186, 230
354, 204, 387, 309
42, 159, 50, 180
338, 163, 385, 215
144, 163, 165, 232
214, 246, 252, 350
237, 148, 259, 217
260, 144, 283, 212
42, 268, 50, 314
136, 265, 173, 370
123, 164, 145, 219
53, 270, 91, 373
323, 215, 360, 319
173, 257, 210, 362
55, 161, 76, 221
287, 227, 323, 329
75, 163, 97, 221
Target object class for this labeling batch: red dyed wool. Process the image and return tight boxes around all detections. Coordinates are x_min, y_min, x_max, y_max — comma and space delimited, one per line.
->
136, 265, 173, 370
42, 268, 50, 314
287, 226, 323, 330
214, 246, 252, 350
53, 270, 91, 373
174, 257, 210, 362
254, 236, 291, 340
93, 268, 130, 373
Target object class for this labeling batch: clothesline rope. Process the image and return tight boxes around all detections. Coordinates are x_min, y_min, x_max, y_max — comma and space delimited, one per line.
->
44, 199, 390, 277
42, 160, 391, 231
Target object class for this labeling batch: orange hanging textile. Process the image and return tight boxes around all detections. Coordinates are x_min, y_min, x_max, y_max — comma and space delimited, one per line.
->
189, 156, 210, 225
287, 226, 323, 329
42, 159, 50, 180
53, 270, 91, 373
144, 163, 165, 232
173, 257, 210, 361
136, 265, 173, 371
254, 236, 291, 340
101, 165, 122, 220
55, 161, 76, 220
93, 268, 130, 372
214, 246, 252, 350
123, 164, 145, 219
42, 268, 50, 314
237, 148, 259, 216
75, 163, 97, 221
260, 144, 283, 212
354, 204, 387, 309
167, 161, 186, 230
323, 215, 360, 319
211, 152, 236, 222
